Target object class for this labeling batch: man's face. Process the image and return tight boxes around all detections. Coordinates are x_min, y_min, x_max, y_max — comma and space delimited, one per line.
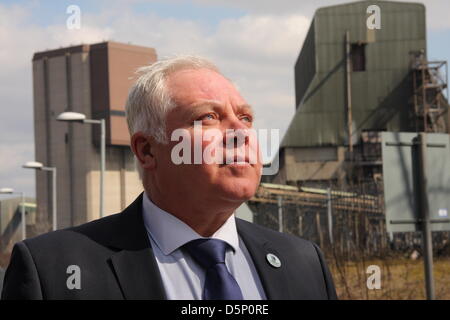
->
153, 68, 262, 206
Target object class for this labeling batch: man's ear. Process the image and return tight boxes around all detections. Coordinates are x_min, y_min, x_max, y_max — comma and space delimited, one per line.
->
131, 132, 157, 170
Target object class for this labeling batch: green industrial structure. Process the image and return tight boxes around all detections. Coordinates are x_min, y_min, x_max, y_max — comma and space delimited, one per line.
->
271, 0, 449, 186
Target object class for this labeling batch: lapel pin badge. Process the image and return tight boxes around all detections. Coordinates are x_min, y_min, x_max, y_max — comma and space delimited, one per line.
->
266, 253, 281, 268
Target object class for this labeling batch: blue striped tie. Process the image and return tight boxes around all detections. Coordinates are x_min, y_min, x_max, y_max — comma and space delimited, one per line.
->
184, 239, 244, 300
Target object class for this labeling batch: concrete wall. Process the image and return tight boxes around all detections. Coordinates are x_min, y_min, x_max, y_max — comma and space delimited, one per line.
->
87, 148, 142, 221
273, 147, 347, 184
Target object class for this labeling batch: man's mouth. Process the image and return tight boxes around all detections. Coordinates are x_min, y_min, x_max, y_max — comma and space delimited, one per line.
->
221, 154, 251, 166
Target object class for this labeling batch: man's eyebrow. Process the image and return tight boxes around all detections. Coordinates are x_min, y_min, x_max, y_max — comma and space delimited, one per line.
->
182, 101, 219, 120
189, 100, 223, 109
189, 100, 254, 114
237, 104, 254, 115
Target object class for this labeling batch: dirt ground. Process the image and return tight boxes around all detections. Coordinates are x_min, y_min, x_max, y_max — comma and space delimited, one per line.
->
328, 257, 450, 300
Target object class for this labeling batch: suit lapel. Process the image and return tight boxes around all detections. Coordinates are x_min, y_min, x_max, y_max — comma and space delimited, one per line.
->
236, 219, 291, 300
107, 193, 166, 300
110, 248, 166, 300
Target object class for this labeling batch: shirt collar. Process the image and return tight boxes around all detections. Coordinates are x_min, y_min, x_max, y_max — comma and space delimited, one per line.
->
142, 192, 239, 256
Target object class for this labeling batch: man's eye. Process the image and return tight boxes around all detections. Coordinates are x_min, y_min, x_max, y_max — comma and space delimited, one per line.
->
241, 115, 253, 123
199, 114, 216, 121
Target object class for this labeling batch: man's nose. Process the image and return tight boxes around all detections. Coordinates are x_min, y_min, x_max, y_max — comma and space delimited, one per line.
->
223, 127, 250, 148
222, 112, 251, 147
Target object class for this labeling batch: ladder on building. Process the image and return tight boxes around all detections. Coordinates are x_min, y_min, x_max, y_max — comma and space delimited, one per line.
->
411, 50, 449, 133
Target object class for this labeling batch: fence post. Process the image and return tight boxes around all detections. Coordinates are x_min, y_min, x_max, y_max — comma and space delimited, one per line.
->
316, 212, 324, 248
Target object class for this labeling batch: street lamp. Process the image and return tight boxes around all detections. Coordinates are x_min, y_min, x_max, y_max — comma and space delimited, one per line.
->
56, 112, 105, 218
23, 161, 57, 231
0, 187, 26, 240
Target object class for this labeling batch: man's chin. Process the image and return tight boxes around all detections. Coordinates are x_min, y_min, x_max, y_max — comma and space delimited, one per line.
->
216, 181, 258, 203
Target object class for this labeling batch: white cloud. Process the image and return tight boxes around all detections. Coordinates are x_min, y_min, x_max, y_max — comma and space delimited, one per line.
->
0, 144, 33, 175
0, 3, 113, 197
0, 143, 35, 197
211, 14, 309, 63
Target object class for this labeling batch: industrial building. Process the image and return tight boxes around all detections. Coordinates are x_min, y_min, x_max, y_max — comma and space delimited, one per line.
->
253, 0, 449, 256
31, 41, 157, 233
270, 0, 449, 187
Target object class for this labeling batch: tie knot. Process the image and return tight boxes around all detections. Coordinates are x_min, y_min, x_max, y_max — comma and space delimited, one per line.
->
184, 239, 229, 269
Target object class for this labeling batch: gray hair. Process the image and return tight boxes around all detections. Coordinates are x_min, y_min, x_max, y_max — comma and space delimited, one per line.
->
125, 55, 220, 178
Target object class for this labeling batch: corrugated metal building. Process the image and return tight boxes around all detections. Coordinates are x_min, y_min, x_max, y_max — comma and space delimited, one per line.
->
271, 0, 448, 186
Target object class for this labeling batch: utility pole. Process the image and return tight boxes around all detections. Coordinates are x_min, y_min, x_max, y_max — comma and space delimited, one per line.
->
277, 196, 283, 233
327, 188, 334, 245
416, 132, 435, 300
345, 30, 353, 153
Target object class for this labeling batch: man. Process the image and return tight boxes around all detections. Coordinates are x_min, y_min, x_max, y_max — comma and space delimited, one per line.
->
1, 55, 337, 300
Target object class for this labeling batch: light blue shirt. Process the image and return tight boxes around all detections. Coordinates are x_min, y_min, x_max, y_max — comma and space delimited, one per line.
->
142, 192, 267, 300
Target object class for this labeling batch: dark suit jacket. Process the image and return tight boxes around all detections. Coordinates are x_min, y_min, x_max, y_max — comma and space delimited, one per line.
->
1, 193, 337, 300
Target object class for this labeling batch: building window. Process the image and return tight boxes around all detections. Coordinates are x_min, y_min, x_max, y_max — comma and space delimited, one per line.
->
351, 43, 366, 72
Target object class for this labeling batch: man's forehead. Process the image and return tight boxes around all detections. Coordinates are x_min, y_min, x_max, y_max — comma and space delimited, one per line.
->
167, 68, 238, 94
166, 69, 249, 109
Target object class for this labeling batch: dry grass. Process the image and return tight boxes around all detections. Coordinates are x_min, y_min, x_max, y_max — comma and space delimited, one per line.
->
329, 257, 450, 299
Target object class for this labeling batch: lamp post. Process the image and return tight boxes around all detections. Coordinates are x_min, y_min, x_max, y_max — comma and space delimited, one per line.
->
56, 112, 105, 218
0, 187, 26, 240
23, 161, 57, 231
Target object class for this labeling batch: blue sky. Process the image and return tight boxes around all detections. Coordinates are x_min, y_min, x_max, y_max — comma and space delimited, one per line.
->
1, 0, 247, 28
0, 0, 449, 200
429, 29, 450, 71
